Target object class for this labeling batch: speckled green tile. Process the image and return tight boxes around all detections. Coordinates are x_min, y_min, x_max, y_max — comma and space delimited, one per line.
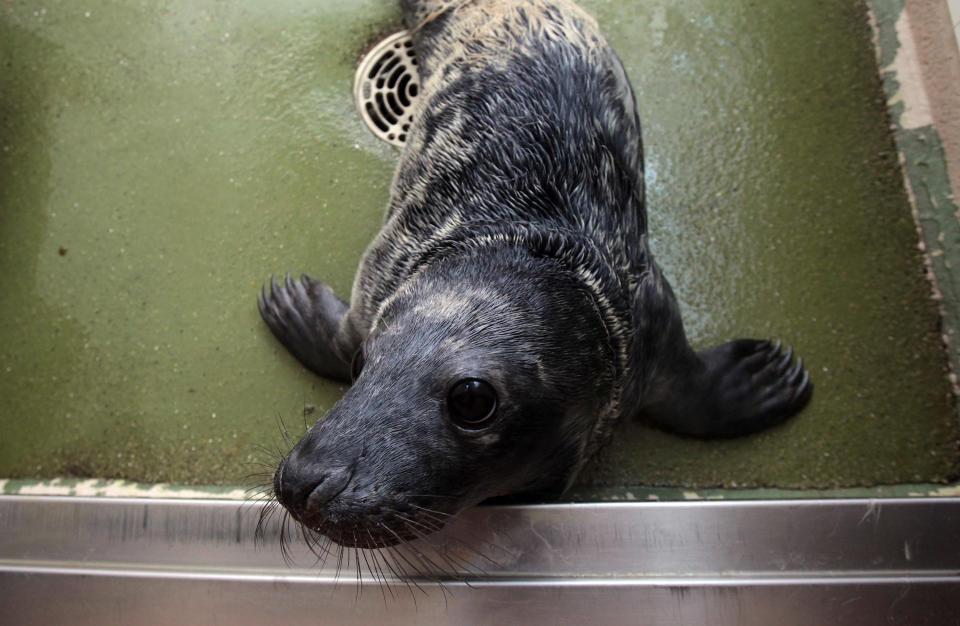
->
0, 0, 957, 489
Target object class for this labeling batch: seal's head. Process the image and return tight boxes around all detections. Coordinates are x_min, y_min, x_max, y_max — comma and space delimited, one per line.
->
273, 248, 617, 548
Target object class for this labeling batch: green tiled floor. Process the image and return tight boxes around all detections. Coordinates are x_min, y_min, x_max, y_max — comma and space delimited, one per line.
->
1, 0, 957, 489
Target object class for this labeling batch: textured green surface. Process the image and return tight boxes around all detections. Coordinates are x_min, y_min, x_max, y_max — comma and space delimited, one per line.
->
0, 0, 957, 489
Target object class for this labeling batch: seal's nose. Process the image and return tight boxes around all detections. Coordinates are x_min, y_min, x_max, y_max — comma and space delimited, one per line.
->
275, 457, 352, 524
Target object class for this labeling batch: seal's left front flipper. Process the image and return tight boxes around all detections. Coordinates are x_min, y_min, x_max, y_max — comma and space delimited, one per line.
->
644, 339, 813, 438
257, 273, 360, 383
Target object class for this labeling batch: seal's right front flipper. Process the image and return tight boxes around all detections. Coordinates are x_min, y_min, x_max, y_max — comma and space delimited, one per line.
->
644, 338, 813, 438
258, 273, 359, 383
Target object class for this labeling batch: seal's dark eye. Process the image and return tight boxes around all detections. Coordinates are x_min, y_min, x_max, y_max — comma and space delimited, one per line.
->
447, 378, 498, 429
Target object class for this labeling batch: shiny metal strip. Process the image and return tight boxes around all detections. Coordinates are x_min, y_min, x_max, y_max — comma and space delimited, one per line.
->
3, 496, 960, 575
2, 570, 959, 626
1, 495, 959, 624
3, 563, 960, 586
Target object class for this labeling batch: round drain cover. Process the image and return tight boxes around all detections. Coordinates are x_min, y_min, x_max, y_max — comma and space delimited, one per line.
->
354, 31, 420, 147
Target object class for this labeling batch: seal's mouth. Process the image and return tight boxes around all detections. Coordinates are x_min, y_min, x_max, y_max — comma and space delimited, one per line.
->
255, 493, 508, 586
301, 520, 420, 549
285, 499, 455, 549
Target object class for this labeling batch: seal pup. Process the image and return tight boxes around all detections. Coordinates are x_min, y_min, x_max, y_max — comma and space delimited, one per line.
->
258, 0, 812, 550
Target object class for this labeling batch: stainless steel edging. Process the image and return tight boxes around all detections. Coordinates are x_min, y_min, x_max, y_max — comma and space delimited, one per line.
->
1, 496, 959, 624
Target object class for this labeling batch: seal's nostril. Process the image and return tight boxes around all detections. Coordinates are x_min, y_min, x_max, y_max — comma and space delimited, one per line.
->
305, 466, 352, 512
276, 456, 352, 520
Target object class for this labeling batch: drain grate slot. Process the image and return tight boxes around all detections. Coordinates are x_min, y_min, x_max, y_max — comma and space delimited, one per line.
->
354, 31, 420, 147
364, 102, 389, 133
396, 74, 412, 107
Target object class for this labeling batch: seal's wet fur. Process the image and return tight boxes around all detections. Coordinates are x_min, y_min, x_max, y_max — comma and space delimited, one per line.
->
258, 0, 812, 550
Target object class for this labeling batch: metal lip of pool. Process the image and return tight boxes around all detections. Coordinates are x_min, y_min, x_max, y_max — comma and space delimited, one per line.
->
1, 494, 959, 624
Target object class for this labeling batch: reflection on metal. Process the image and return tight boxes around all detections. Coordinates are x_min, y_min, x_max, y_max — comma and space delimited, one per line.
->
2, 496, 959, 624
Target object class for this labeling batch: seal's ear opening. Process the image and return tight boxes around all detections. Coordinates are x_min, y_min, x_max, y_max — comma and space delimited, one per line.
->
349, 348, 365, 382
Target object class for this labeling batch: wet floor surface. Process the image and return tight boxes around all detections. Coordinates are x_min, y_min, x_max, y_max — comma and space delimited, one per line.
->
1, 0, 957, 490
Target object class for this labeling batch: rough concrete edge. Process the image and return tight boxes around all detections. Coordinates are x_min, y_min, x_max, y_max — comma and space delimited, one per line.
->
951, 0, 960, 52
908, 0, 960, 199
0, 477, 246, 499
867, 0, 960, 402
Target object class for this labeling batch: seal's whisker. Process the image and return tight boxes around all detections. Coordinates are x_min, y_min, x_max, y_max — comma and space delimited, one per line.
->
385, 543, 428, 592
310, 533, 334, 571
248, 492, 269, 509
310, 530, 336, 561
278, 511, 295, 566
244, 488, 271, 508
396, 511, 444, 535
398, 542, 453, 603
399, 502, 512, 566
299, 524, 330, 568
449, 534, 506, 567
428, 525, 510, 567
428, 541, 487, 582
274, 411, 294, 447
250, 443, 284, 464
360, 542, 378, 586
379, 523, 431, 597
242, 464, 278, 479
352, 535, 363, 601
364, 530, 397, 603
331, 543, 345, 590
425, 525, 496, 576
357, 544, 383, 604
276, 511, 287, 563
372, 547, 397, 606
298, 524, 323, 555
390, 556, 423, 605
392, 522, 454, 586
404, 493, 462, 500
388, 556, 420, 607
415, 507, 517, 561
374, 539, 421, 605
371, 553, 393, 608
333, 539, 346, 588
242, 472, 278, 497
406, 502, 455, 520
242, 478, 274, 496
419, 534, 489, 580
244, 487, 277, 507
401, 506, 501, 563
395, 515, 471, 585
297, 522, 316, 565
243, 485, 276, 506
254, 500, 282, 546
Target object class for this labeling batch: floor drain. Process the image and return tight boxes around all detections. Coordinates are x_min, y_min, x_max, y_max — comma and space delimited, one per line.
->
354, 30, 421, 147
